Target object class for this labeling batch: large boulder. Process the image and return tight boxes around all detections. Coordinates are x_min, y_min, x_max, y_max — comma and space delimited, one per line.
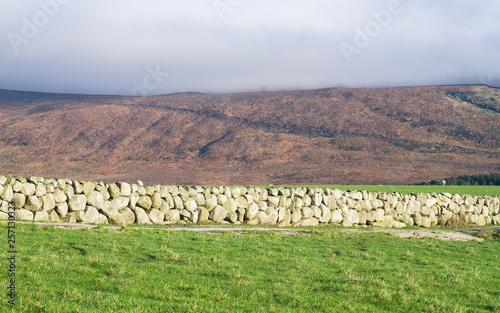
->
211, 205, 227, 223
25, 196, 42, 211
87, 191, 104, 210
69, 195, 87, 212
137, 196, 152, 210
149, 209, 165, 224
15, 209, 34, 221
135, 207, 150, 224
83, 206, 100, 224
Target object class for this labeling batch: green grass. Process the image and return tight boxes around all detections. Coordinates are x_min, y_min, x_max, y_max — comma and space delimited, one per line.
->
278, 185, 500, 196
1, 224, 499, 312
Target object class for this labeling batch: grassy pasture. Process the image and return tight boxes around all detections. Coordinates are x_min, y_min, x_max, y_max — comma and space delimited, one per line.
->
277, 185, 500, 196
1, 224, 499, 312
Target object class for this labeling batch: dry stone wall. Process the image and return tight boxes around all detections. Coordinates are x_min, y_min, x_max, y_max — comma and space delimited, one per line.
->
1, 175, 499, 227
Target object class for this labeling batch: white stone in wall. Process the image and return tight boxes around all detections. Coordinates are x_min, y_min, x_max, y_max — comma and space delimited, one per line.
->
149, 209, 165, 224
199, 207, 209, 222
235, 196, 248, 209
1, 185, 13, 202
319, 205, 332, 223
266, 208, 279, 225
12, 193, 26, 209
83, 206, 100, 224
137, 196, 152, 210
15, 209, 33, 221
43, 194, 56, 211
26, 196, 42, 211
291, 209, 302, 223
34, 210, 49, 222
135, 207, 150, 224
151, 193, 162, 209
301, 207, 314, 219
121, 208, 136, 225
245, 203, 259, 220
211, 205, 227, 223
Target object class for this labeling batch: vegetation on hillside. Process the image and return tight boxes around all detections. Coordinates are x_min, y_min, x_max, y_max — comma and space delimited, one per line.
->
416, 173, 500, 186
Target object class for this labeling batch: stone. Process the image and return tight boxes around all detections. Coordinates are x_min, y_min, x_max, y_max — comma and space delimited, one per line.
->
108, 183, 121, 199
121, 208, 136, 225
82, 182, 95, 195
190, 210, 199, 223
235, 196, 249, 209
119, 182, 131, 196
69, 195, 87, 212
135, 207, 150, 224
267, 196, 280, 207
392, 220, 406, 228
418, 216, 430, 227
55, 202, 68, 217
87, 191, 104, 210
34, 210, 49, 222
173, 196, 184, 210
206, 194, 217, 211
129, 193, 139, 209
184, 198, 198, 212
223, 198, 237, 214
53, 189, 67, 203
101, 201, 118, 218
83, 206, 100, 224
331, 210, 343, 224
149, 209, 165, 224
1, 185, 13, 202
245, 203, 259, 220
20, 182, 36, 196
211, 205, 227, 223
97, 214, 108, 224
109, 213, 125, 225
402, 214, 414, 226
25, 196, 42, 211
346, 210, 360, 225
296, 217, 319, 226
477, 215, 486, 227
49, 211, 61, 222
167, 210, 181, 222
73, 181, 83, 194
11, 193, 26, 209
266, 208, 279, 225
43, 193, 56, 211
151, 192, 162, 209
64, 185, 75, 199
112, 197, 130, 211
291, 209, 302, 223
199, 207, 209, 222
319, 205, 332, 223
301, 207, 314, 219
16, 209, 34, 221
256, 211, 269, 224
137, 196, 152, 210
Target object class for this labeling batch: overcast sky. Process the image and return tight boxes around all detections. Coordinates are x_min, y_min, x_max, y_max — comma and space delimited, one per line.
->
1, 0, 499, 96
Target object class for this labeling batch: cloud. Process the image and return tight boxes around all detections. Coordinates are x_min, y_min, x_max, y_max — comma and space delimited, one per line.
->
1, 0, 499, 95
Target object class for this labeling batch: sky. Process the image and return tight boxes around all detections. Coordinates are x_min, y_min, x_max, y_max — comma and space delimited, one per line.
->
1, 0, 499, 96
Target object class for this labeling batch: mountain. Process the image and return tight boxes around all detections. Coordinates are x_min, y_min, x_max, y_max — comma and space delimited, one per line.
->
0, 85, 498, 185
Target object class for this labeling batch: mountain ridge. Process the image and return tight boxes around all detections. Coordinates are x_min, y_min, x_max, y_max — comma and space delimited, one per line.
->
0, 85, 498, 185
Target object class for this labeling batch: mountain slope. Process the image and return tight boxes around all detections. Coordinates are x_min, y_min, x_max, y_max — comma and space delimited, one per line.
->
0, 85, 498, 185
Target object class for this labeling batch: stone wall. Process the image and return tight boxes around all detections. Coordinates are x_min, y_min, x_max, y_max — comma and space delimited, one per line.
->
1, 175, 499, 227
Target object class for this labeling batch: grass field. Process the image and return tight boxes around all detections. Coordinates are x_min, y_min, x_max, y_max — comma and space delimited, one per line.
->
1, 224, 499, 312
278, 185, 500, 197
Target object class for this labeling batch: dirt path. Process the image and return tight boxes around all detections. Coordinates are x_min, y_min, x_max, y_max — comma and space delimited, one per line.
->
7, 221, 498, 242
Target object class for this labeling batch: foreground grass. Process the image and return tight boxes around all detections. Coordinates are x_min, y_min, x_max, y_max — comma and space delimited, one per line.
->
279, 185, 500, 196
1, 224, 499, 312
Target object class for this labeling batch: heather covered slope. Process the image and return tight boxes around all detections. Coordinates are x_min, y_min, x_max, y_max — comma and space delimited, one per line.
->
0, 85, 498, 185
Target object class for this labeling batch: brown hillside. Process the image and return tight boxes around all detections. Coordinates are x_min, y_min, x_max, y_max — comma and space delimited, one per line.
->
0, 85, 498, 185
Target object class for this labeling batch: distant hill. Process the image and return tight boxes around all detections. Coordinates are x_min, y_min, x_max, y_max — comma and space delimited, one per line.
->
416, 173, 500, 186
0, 85, 498, 185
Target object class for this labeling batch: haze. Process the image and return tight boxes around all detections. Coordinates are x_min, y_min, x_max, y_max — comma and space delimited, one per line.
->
1, 0, 499, 96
